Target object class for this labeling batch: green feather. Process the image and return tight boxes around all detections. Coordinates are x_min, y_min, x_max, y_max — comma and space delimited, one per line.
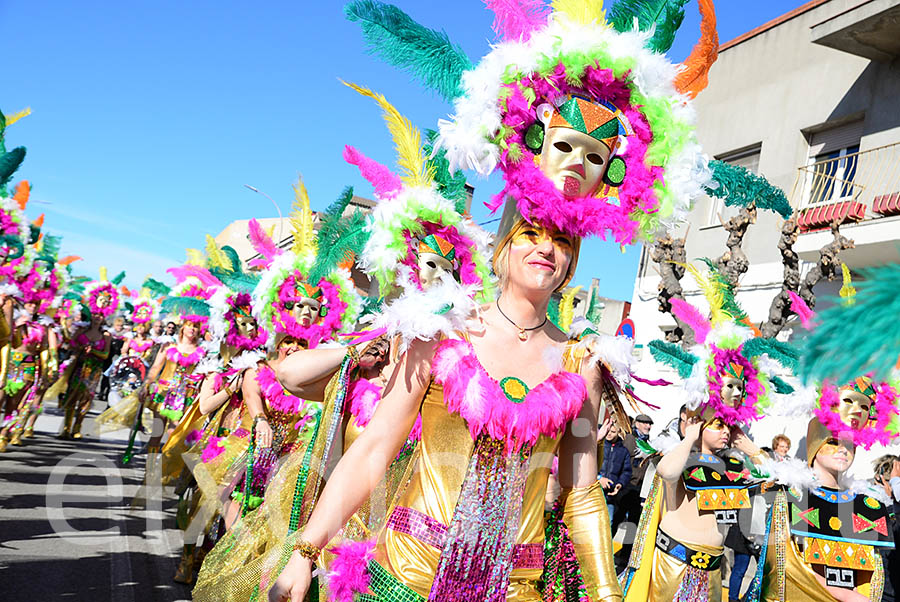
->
425, 129, 468, 213
799, 263, 900, 384
212, 269, 260, 295
705, 160, 792, 219
698, 257, 747, 319
770, 375, 794, 395
608, 0, 691, 54
0, 146, 25, 189
110, 271, 127, 286
160, 296, 210, 318
742, 337, 799, 373
585, 286, 605, 324
220, 245, 243, 273
141, 277, 171, 297
124, 301, 135, 313
546, 296, 562, 331
28, 224, 40, 245
41, 235, 63, 260
648, 339, 698, 379
345, 0, 472, 102
307, 187, 370, 285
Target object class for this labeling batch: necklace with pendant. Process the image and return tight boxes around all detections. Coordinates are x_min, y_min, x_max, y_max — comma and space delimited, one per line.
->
496, 299, 547, 341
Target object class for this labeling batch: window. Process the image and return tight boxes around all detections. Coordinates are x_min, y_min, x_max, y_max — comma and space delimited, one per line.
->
706, 145, 761, 226
804, 121, 863, 207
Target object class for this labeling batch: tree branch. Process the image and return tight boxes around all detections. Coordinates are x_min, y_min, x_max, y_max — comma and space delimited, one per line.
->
651, 233, 693, 346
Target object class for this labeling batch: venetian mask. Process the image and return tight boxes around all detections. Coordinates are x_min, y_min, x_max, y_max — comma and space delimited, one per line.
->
289, 297, 321, 328
415, 233, 457, 290
233, 306, 258, 338
837, 388, 873, 431
96, 291, 112, 308
536, 96, 625, 198
135, 305, 152, 322
719, 362, 746, 409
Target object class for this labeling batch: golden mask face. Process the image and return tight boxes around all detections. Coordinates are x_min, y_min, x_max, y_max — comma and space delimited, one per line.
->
704, 417, 729, 432
287, 297, 321, 327
416, 252, 454, 290
96, 291, 111, 308
838, 390, 872, 431
234, 313, 258, 338
539, 127, 613, 198
509, 221, 576, 255
720, 375, 746, 409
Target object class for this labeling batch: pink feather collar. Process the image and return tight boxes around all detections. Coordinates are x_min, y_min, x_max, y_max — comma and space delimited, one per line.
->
431, 339, 586, 452
165, 345, 205, 367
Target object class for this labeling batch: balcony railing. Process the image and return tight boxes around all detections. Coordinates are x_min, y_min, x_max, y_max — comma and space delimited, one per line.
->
789, 142, 900, 231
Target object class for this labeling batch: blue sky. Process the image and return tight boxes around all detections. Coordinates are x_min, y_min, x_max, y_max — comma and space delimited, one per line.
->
3, 1, 797, 299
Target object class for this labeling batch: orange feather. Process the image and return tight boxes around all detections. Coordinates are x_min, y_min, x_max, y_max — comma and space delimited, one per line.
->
32, 213, 45, 228
674, 0, 718, 99
13, 180, 30, 210
58, 255, 82, 266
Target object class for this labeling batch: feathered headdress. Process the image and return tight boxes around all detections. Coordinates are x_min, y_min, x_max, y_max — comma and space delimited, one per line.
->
160, 267, 215, 332
251, 180, 364, 349
343, 82, 495, 348
648, 261, 797, 425
346, 0, 724, 242
83, 267, 125, 319
126, 283, 161, 325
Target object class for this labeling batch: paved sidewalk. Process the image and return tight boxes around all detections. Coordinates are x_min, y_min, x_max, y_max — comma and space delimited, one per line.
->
0, 402, 191, 602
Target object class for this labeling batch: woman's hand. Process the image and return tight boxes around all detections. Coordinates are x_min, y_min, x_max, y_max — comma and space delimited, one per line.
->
730, 424, 760, 458
255, 418, 273, 448
267, 552, 312, 602
227, 372, 244, 395
683, 415, 703, 444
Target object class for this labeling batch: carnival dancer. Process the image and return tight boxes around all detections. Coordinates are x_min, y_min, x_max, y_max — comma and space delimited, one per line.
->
94, 286, 162, 438
140, 275, 210, 455
58, 269, 122, 439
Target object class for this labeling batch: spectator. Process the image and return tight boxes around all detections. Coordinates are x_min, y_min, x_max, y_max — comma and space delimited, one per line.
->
613, 413, 654, 570
165, 321, 177, 336
662, 404, 688, 439
598, 423, 631, 522
772, 434, 791, 461
151, 320, 164, 338
874, 454, 900, 602
99, 316, 127, 402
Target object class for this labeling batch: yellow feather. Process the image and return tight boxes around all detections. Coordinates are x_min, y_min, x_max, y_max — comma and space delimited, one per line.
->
343, 80, 433, 188
551, 0, 605, 24
839, 263, 856, 305
99, 266, 108, 283
290, 175, 317, 256
680, 262, 731, 326
185, 248, 205, 267
5, 107, 31, 127
265, 224, 276, 240
205, 235, 230, 271
559, 286, 582, 332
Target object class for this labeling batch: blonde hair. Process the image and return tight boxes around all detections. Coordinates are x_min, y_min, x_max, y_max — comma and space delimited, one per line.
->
772, 434, 791, 450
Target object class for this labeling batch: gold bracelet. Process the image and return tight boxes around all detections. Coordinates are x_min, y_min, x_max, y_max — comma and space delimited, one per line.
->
293, 540, 321, 560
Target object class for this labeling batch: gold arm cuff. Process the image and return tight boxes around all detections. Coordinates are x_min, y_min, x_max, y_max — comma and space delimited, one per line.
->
293, 539, 321, 561
560, 480, 624, 602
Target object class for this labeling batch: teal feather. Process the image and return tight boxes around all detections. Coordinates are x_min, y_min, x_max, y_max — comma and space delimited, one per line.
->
110, 271, 127, 286
141, 277, 171, 297
705, 160, 792, 219
770, 375, 794, 395
0, 146, 26, 189
307, 187, 370, 285
799, 263, 900, 384
547, 296, 561, 331
160, 296, 210, 318
345, 0, 472, 102
212, 270, 260, 294
585, 287, 604, 324
425, 129, 468, 213
742, 337, 799, 373
124, 301, 135, 314
608, 0, 691, 54
41, 235, 63, 260
220, 245, 243, 273
648, 339, 698, 379
28, 224, 40, 245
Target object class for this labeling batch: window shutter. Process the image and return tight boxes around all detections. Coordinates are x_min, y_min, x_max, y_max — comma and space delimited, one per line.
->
809, 121, 864, 157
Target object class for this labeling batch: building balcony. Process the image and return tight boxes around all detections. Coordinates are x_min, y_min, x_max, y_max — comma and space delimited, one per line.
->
790, 141, 900, 268
811, 0, 900, 63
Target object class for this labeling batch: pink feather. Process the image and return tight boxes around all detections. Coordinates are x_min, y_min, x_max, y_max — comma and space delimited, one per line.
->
485, 0, 549, 41
248, 218, 280, 266
343, 145, 402, 199
166, 265, 221, 288
325, 539, 376, 602
788, 291, 814, 329
669, 298, 711, 344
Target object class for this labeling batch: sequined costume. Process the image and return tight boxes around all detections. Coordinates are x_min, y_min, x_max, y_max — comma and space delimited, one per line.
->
148, 345, 204, 423
59, 331, 109, 438
0, 321, 50, 447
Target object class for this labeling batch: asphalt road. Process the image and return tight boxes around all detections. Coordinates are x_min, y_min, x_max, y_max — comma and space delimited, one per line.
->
0, 400, 191, 602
